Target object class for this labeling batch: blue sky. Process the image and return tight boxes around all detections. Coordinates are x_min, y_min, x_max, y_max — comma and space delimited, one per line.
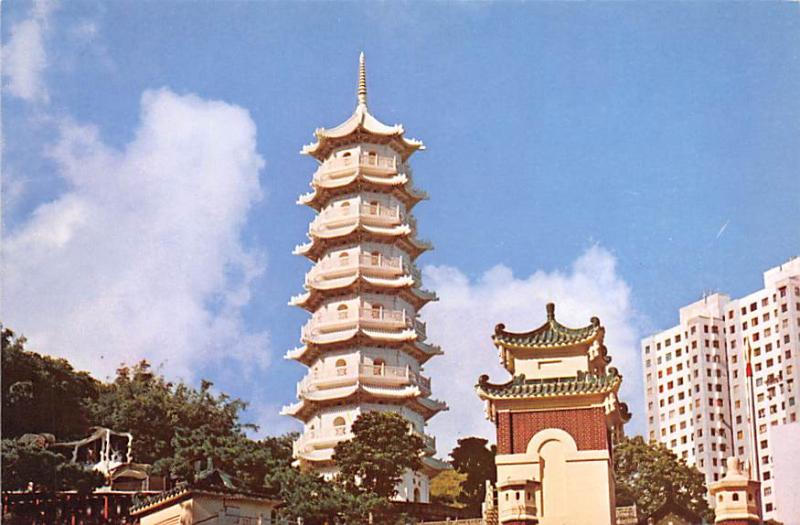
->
3, 1, 799, 452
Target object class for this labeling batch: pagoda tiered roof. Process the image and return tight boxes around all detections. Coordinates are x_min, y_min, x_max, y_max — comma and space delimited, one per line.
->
281, 384, 447, 422
294, 230, 432, 262
493, 303, 603, 350
290, 278, 436, 312
285, 339, 442, 367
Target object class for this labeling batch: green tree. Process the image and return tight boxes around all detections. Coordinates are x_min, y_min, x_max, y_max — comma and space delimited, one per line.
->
450, 437, 496, 513
614, 435, 712, 522
430, 469, 467, 507
333, 412, 424, 499
88, 361, 251, 472
2, 327, 99, 440
1, 439, 104, 493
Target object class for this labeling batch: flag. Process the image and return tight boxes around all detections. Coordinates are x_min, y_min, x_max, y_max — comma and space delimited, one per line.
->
745, 338, 753, 378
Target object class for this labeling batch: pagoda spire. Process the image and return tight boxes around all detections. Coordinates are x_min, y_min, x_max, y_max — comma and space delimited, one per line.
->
357, 52, 367, 108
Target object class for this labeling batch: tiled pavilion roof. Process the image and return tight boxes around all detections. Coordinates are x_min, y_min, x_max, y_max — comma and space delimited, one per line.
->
476, 368, 623, 399
493, 303, 602, 349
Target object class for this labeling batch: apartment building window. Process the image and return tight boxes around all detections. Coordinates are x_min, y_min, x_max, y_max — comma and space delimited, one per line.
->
677, 363, 684, 372
758, 409, 765, 418
657, 342, 662, 350
763, 312, 770, 322
676, 334, 682, 343
762, 456, 769, 465
766, 358, 774, 367
698, 444, 704, 453
762, 298, 769, 307
666, 338, 672, 347
712, 326, 719, 334
751, 302, 757, 312
743, 322, 748, 330
645, 345, 650, 353
737, 416, 743, 425
704, 325, 709, 333
753, 333, 760, 342
668, 380, 674, 389
761, 439, 768, 449
758, 393, 765, 402
733, 370, 739, 379
764, 487, 772, 497
676, 348, 682, 357
729, 325, 736, 334
731, 340, 737, 349
728, 310, 734, 319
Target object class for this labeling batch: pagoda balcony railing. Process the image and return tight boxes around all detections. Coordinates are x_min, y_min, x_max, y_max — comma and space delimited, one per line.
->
412, 431, 436, 455
315, 153, 399, 182
309, 203, 404, 235
299, 363, 431, 395
499, 503, 538, 522
303, 307, 425, 337
306, 254, 411, 285
295, 427, 353, 454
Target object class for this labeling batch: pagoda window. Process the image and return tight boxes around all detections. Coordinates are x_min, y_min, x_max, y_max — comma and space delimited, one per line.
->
373, 358, 386, 375
367, 151, 377, 165
335, 358, 347, 375
337, 304, 349, 320
338, 251, 350, 267
370, 251, 381, 266
333, 417, 346, 434
368, 200, 379, 215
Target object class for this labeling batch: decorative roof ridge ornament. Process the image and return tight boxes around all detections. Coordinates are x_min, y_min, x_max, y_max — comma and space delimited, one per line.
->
357, 51, 368, 108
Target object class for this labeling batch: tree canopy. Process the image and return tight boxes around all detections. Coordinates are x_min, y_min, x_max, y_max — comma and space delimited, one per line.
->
449, 436, 496, 513
430, 469, 467, 507
2, 327, 99, 440
614, 435, 712, 522
333, 411, 424, 499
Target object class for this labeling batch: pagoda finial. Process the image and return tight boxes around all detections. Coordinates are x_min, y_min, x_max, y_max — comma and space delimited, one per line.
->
546, 302, 556, 320
357, 52, 367, 108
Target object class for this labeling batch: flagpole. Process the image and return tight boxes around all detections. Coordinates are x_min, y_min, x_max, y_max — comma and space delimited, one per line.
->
745, 338, 761, 482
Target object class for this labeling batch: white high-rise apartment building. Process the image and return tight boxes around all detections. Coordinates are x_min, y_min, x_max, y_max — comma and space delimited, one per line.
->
642, 258, 800, 521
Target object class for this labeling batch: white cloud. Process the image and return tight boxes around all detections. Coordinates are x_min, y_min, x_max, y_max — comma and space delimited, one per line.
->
1, 0, 57, 103
421, 246, 644, 457
3, 88, 268, 381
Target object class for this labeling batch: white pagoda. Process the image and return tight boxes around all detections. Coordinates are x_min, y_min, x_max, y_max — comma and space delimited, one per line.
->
281, 53, 448, 502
